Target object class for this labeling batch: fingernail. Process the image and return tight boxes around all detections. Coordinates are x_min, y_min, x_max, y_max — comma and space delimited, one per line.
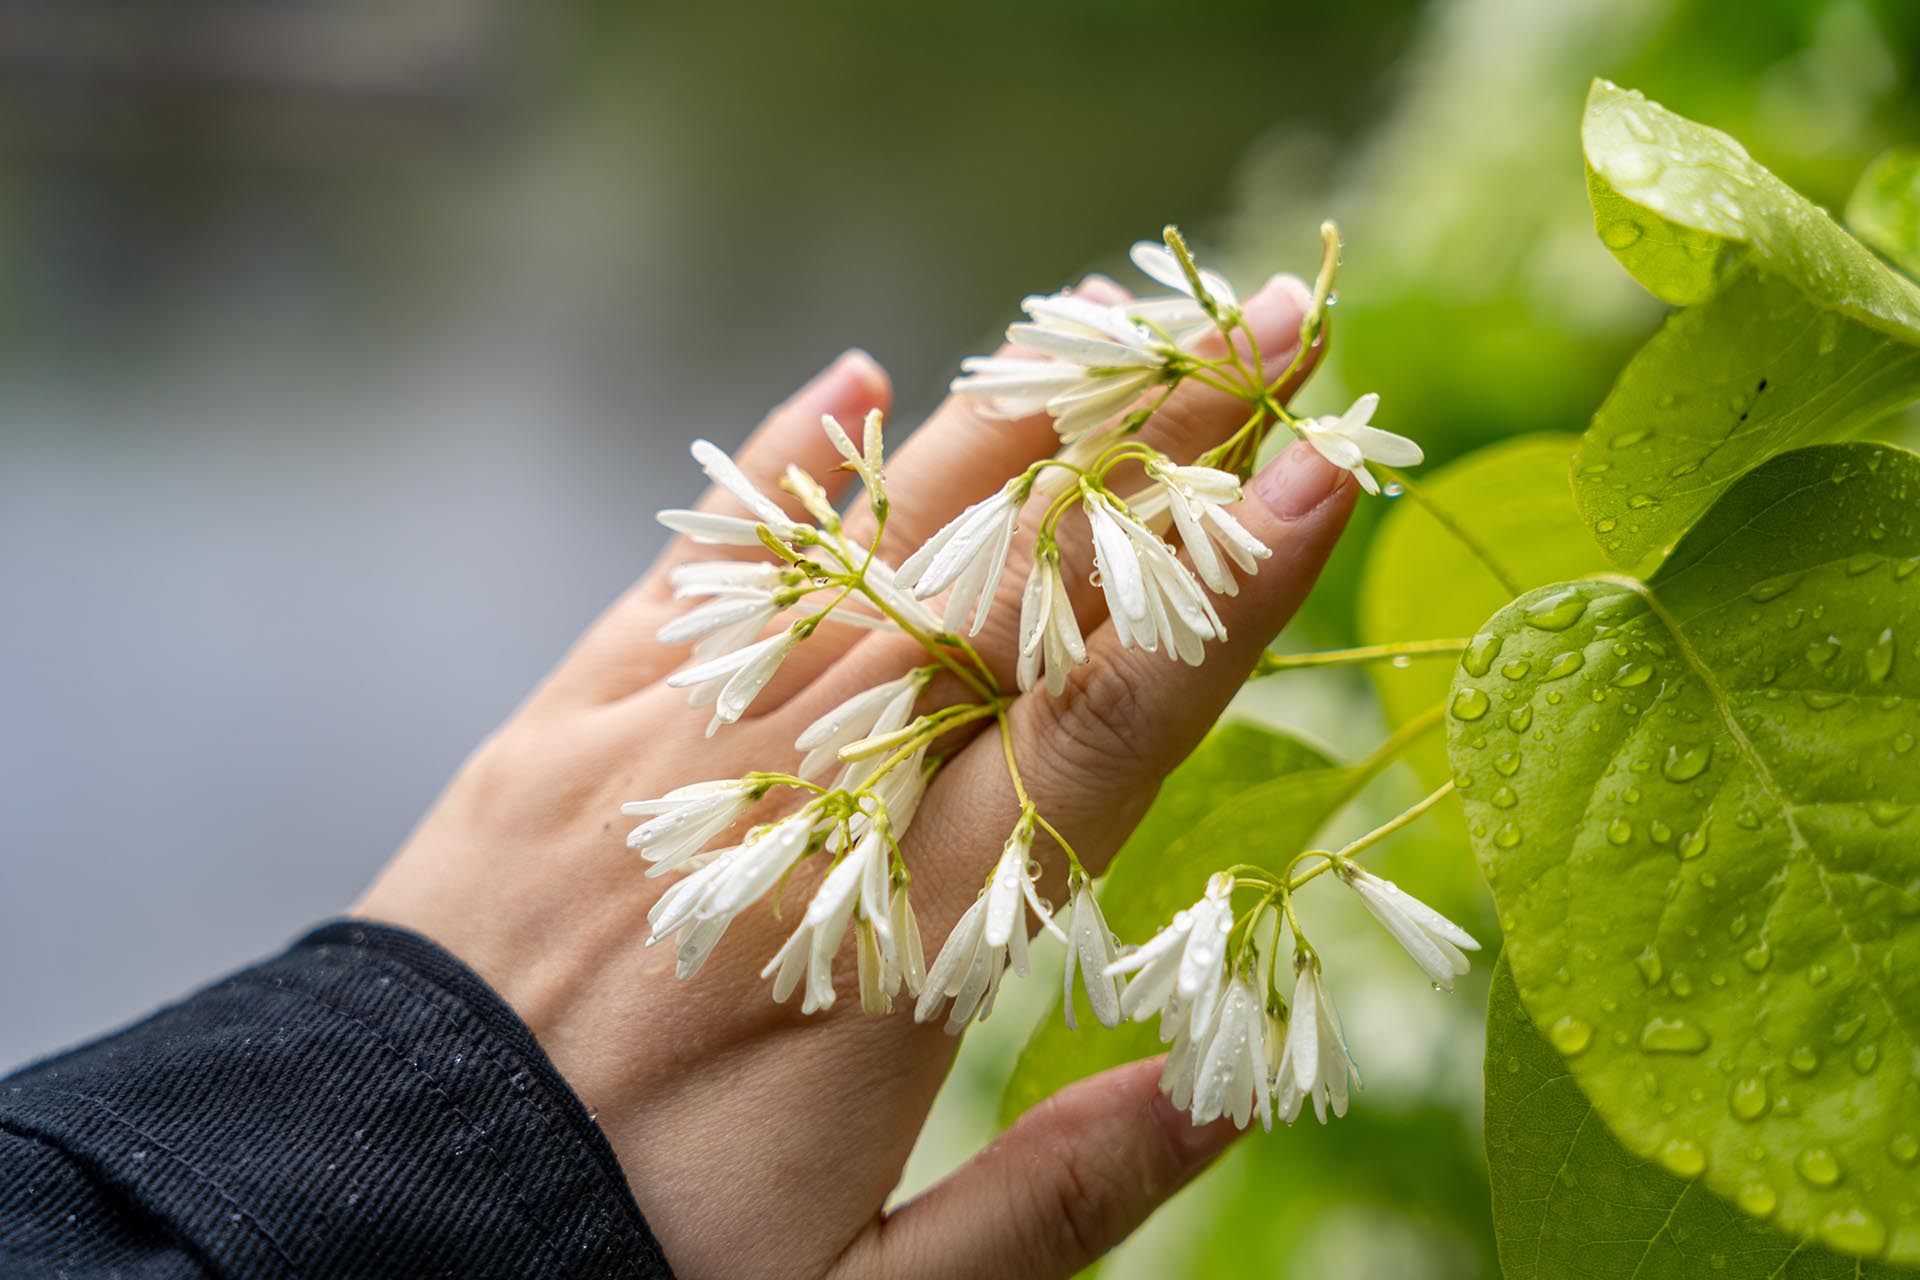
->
1150, 1091, 1243, 1170
1251, 440, 1347, 520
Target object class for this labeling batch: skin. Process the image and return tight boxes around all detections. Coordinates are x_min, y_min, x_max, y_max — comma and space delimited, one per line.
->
355, 273, 1357, 1279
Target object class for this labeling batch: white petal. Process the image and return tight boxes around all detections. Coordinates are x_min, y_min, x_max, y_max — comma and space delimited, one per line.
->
657, 509, 765, 547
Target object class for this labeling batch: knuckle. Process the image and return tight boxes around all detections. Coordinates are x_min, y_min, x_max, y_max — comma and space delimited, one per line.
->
1039, 656, 1158, 778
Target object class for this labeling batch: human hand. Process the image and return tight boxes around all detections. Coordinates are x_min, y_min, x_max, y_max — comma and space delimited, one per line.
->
355, 271, 1356, 1280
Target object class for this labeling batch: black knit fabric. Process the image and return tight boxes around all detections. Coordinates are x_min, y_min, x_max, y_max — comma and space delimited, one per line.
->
0, 921, 673, 1279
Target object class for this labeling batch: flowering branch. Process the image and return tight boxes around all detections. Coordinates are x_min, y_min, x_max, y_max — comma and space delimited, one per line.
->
623, 225, 1473, 1135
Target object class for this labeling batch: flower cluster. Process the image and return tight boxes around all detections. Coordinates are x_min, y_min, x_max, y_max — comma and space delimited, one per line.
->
620, 226, 1469, 1131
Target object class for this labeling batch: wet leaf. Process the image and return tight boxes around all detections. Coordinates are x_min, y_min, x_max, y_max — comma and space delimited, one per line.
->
1452, 444, 1920, 1263
1575, 81, 1920, 568
1486, 958, 1917, 1279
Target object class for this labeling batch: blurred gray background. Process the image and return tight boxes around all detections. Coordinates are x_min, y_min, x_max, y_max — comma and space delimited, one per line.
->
2, 0, 1402, 1067
4, 2, 1915, 1274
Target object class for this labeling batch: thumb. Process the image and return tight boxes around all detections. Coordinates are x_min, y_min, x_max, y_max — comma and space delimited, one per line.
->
837, 1059, 1242, 1280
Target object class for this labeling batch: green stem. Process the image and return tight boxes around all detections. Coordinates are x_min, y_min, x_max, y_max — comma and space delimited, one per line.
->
1251, 638, 1470, 677
1287, 779, 1457, 892
1376, 466, 1524, 598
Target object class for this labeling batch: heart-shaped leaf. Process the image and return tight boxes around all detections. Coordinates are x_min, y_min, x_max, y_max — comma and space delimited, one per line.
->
1452, 443, 1920, 1263
1486, 957, 1918, 1279
1575, 81, 1920, 569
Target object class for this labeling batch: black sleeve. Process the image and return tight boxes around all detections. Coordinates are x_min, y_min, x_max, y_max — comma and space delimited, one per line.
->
0, 921, 673, 1279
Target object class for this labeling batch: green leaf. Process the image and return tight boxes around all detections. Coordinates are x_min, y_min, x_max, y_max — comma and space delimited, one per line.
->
1575, 80, 1920, 568
1359, 435, 1613, 786
1451, 443, 1920, 1264
1486, 957, 1918, 1279
1848, 148, 1920, 281
999, 723, 1339, 1124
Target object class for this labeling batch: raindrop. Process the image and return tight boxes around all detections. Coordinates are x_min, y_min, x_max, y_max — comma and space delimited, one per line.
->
1659, 1138, 1706, 1178
1491, 786, 1518, 809
1389, 654, 1412, 669
1795, 1147, 1842, 1188
1736, 1182, 1777, 1217
1382, 481, 1405, 498
1804, 638, 1840, 668
1612, 428, 1652, 448
1868, 800, 1913, 828
1596, 517, 1618, 533
1866, 629, 1895, 682
1639, 1017, 1710, 1054
1494, 752, 1521, 777
1741, 942, 1772, 973
1636, 946, 1665, 986
1661, 743, 1711, 782
1817, 1207, 1886, 1256
1787, 1045, 1820, 1075
1889, 1133, 1919, 1166
1507, 706, 1534, 732
1852, 1044, 1878, 1074
1462, 633, 1502, 678
1501, 658, 1532, 681
1746, 574, 1801, 604
1809, 963, 1830, 988
1543, 651, 1584, 680
1524, 589, 1589, 632
1549, 1015, 1594, 1056
1612, 663, 1654, 688
1728, 1076, 1767, 1121
1802, 691, 1846, 711
1494, 822, 1522, 849
1606, 818, 1633, 845
1678, 826, 1709, 860
1452, 688, 1490, 721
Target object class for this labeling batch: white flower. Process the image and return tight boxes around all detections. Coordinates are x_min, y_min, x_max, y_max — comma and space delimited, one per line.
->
895, 481, 1024, 635
668, 560, 786, 600
1130, 462, 1271, 597
1297, 393, 1422, 496
916, 817, 1056, 1034
1016, 548, 1087, 696
1274, 960, 1361, 1125
665, 630, 798, 736
656, 592, 777, 659
914, 895, 1014, 1034
1084, 492, 1224, 665
821, 409, 886, 505
655, 439, 816, 546
792, 670, 928, 781
1339, 865, 1480, 990
763, 824, 891, 1014
1106, 873, 1235, 1039
691, 439, 811, 539
950, 293, 1180, 441
884, 883, 926, 1000
621, 778, 760, 876
655, 508, 768, 547
1060, 876, 1121, 1030
1128, 240, 1239, 328
983, 815, 1058, 953
646, 810, 819, 978
1187, 973, 1273, 1131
